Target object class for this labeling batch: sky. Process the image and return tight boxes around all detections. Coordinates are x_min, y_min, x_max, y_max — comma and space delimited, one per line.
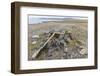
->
28, 15, 87, 24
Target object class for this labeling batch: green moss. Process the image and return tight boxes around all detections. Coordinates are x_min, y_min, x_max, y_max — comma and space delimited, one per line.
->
67, 39, 81, 48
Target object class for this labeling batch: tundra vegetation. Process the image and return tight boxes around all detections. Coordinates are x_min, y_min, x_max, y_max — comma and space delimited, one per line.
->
28, 16, 88, 60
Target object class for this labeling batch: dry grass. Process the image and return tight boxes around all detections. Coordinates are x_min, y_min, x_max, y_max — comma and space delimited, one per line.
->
28, 19, 88, 60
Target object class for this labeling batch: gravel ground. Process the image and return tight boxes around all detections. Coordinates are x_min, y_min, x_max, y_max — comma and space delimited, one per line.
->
28, 19, 88, 60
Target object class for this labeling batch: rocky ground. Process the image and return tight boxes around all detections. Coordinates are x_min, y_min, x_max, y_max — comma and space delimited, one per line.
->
28, 19, 88, 60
